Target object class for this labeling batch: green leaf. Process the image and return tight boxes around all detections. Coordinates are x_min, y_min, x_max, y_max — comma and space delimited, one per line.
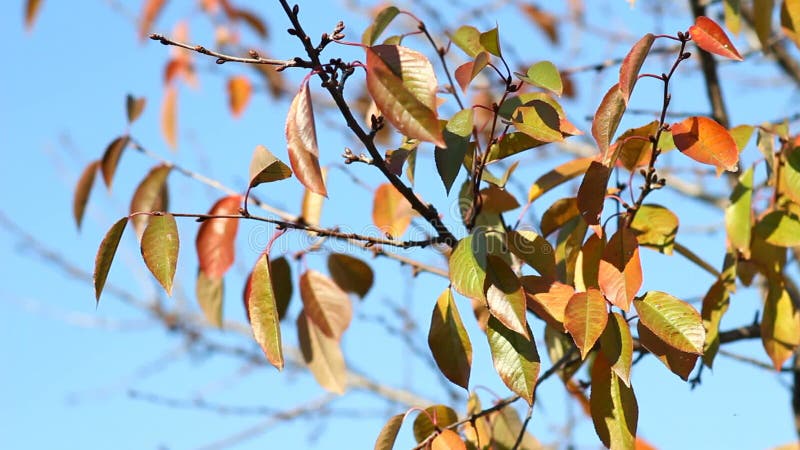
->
637, 321, 699, 380
761, 280, 800, 369
634, 291, 705, 354
327, 253, 374, 299
297, 309, 347, 394
73, 160, 100, 230
100, 135, 131, 189
362, 6, 400, 46
449, 233, 488, 301
590, 352, 638, 450
516, 61, 562, 96
754, 210, 800, 247
619, 33, 654, 104
512, 102, 564, 143
729, 124, 754, 151
507, 230, 556, 278
630, 204, 679, 254
249, 144, 293, 188
591, 83, 626, 155
140, 213, 179, 296
412, 405, 458, 443
484, 255, 528, 338
725, 166, 754, 258
196, 271, 223, 328
487, 132, 546, 163
479, 27, 502, 57
599, 312, 634, 386
428, 288, 473, 389
286, 83, 326, 196
130, 164, 171, 237
435, 109, 473, 194
93, 217, 129, 303
451, 25, 483, 57
487, 316, 540, 405
299, 270, 352, 340
564, 289, 608, 359
248, 253, 284, 370
366, 45, 444, 146
780, 145, 800, 205
374, 414, 404, 450
528, 157, 593, 202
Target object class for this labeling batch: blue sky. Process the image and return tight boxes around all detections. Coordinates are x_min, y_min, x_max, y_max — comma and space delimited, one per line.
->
2, 1, 799, 449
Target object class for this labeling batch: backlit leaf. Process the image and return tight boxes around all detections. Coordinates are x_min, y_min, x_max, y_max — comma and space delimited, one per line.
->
615, 121, 660, 171
724, 0, 741, 35
463, 394, 492, 448
512, 102, 564, 143
141, 213, 179, 296
544, 324, 581, 381
689, 16, 743, 61
507, 230, 556, 278
248, 145, 292, 187
428, 288, 473, 389
454, 51, 490, 93
100, 135, 131, 189
634, 291, 704, 354
449, 233, 488, 301
781, 145, 800, 205
516, 61, 563, 96
451, 25, 483, 57
599, 229, 642, 311
541, 197, 579, 237
637, 321, 698, 380
74, 160, 100, 229
630, 204, 679, 254
25, 0, 43, 30
521, 276, 574, 329
130, 164, 171, 237
270, 257, 292, 320
577, 161, 611, 225
479, 185, 520, 213
590, 352, 638, 449
431, 429, 466, 450
362, 6, 400, 46
701, 278, 731, 368
575, 234, 604, 292
139, 0, 167, 39
781, 0, 800, 48
327, 253, 374, 298
592, 83, 626, 155
564, 289, 608, 359
227, 75, 252, 118
301, 167, 326, 228
599, 312, 633, 386
196, 195, 240, 279
754, 210, 800, 247
528, 157, 594, 202
196, 271, 223, 328
247, 253, 284, 369
479, 27, 502, 57
485, 255, 528, 338
300, 270, 352, 341
487, 132, 546, 163
435, 108, 473, 194
762, 281, 800, 370
555, 216, 588, 286
374, 414, 404, 450
413, 405, 458, 443
286, 82, 326, 196
94, 217, 128, 303
619, 33, 655, 104
297, 309, 346, 394
725, 166, 754, 257
754, 0, 775, 50
487, 316, 539, 405
372, 183, 413, 238
161, 86, 177, 149
366, 45, 444, 146
126, 94, 146, 124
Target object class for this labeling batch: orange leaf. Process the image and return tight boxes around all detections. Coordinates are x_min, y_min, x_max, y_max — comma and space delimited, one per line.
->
689, 16, 743, 61
431, 430, 466, 450
598, 229, 642, 311
564, 289, 608, 359
520, 276, 574, 329
25, 0, 43, 31
372, 183, 413, 238
139, 0, 167, 40
227, 75, 252, 118
161, 86, 178, 149
672, 116, 739, 172
100, 135, 131, 189
196, 195, 241, 279
286, 82, 326, 196
592, 83, 626, 155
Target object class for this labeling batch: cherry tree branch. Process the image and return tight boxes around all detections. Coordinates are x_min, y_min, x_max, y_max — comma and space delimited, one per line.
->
149, 33, 306, 69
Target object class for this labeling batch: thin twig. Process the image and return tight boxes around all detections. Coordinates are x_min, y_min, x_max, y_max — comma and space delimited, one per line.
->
149, 33, 304, 69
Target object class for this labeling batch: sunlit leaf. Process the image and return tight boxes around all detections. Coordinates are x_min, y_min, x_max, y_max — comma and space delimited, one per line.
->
781, 0, 800, 49
248, 144, 292, 188
701, 278, 731, 368
754, 210, 800, 247
488, 132, 546, 163
541, 197, 579, 237
575, 234, 604, 292
372, 183, 413, 238
431, 429, 466, 450
301, 167, 326, 228
161, 86, 178, 149
555, 216, 588, 286
619, 33, 655, 104
428, 288, 473, 389
634, 291, 704, 354
630, 204, 679, 254
297, 309, 346, 394
517, 61, 563, 96
599, 229, 642, 311
454, 51, 490, 93
577, 161, 611, 226
781, 145, 800, 205
726, 166, 754, 257
528, 157, 594, 202
196, 195, 240, 279
479, 27, 502, 57
521, 276, 574, 329
299, 270, 352, 341
74, 160, 100, 230
592, 83, 626, 155
724, 0, 742, 35
451, 25, 483, 57
366, 45, 444, 146
286, 82, 326, 196
94, 217, 128, 303
139, 0, 167, 39
435, 109, 473, 194
100, 135, 131, 189
227, 75, 252, 118
126, 94, 146, 124
485, 255, 528, 338
590, 352, 638, 449
246, 253, 284, 369
449, 233, 488, 302
25, 0, 43, 30
599, 312, 633, 386
689, 16, 744, 61
413, 405, 459, 443
754, 0, 775, 50
362, 6, 400, 45
512, 102, 564, 143
637, 321, 698, 380
141, 213, 179, 296
761, 280, 800, 370
463, 394, 492, 449
564, 289, 608, 359
327, 253, 374, 298
130, 164, 171, 237
487, 316, 539, 405
374, 413, 404, 450
196, 271, 223, 328
507, 230, 556, 278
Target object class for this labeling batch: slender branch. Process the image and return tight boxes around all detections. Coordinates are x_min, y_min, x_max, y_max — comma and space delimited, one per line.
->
674, 241, 721, 278
149, 33, 305, 69
512, 404, 534, 450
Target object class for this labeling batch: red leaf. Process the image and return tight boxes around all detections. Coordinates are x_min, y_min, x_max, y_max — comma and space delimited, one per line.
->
619, 33, 655, 104
592, 83, 626, 155
672, 116, 739, 172
577, 161, 612, 226
599, 229, 642, 311
689, 16, 743, 61
286, 82, 327, 196
196, 195, 241, 279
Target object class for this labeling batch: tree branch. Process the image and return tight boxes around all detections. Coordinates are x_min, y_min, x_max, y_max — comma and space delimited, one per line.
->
149, 33, 304, 69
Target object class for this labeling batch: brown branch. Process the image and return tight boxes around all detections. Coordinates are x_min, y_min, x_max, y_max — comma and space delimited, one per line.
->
688, 0, 730, 128
149, 33, 304, 69
674, 242, 721, 278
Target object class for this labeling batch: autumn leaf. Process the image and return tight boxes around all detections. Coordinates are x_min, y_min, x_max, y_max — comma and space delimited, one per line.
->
521, 276, 575, 329
599, 312, 634, 386
161, 86, 178, 149
100, 135, 131, 189
541, 197, 579, 237
428, 288, 472, 389
630, 204, 679, 255
94, 217, 129, 303
372, 183, 413, 238
754, 210, 800, 247
598, 229, 642, 311
327, 253, 374, 298
761, 281, 800, 370
528, 157, 594, 202
431, 430, 466, 450
619, 33, 655, 104
454, 52, 490, 93
638, 321, 699, 380
248, 145, 292, 188
781, 0, 800, 49
74, 160, 100, 229
689, 16, 743, 61
590, 352, 638, 449
484, 255, 529, 338
506, 230, 556, 278
365, 44, 445, 146
635, 291, 705, 355
413, 406, 459, 443
362, 6, 400, 46
247, 253, 284, 370
297, 309, 347, 394
227, 75, 252, 117
140, 213, 179, 296
564, 289, 608, 359
126, 94, 146, 125
486, 316, 539, 406
139, 0, 167, 39
25, 0, 43, 30
286, 82, 326, 196
196, 271, 223, 328
672, 116, 739, 172
577, 161, 612, 226
592, 83, 626, 155
130, 164, 171, 238
374, 414, 404, 450
196, 195, 240, 279
299, 270, 352, 341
